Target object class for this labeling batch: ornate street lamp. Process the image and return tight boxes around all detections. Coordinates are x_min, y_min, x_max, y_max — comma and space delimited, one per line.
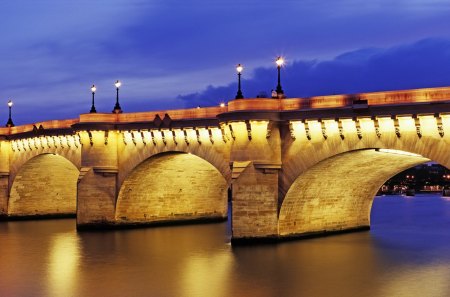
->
235, 64, 244, 99
90, 84, 97, 113
6, 99, 14, 127
112, 80, 123, 114
275, 56, 285, 97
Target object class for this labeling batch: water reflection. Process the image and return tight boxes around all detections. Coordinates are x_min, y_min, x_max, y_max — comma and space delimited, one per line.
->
0, 194, 449, 297
48, 233, 80, 295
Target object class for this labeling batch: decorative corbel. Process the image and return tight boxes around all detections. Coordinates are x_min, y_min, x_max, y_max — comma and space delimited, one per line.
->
320, 120, 327, 140
183, 129, 189, 146
304, 120, 312, 140
435, 113, 444, 138
195, 127, 202, 144
393, 116, 401, 138
413, 115, 422, 138
336, 119, 345, 140
288, 121, 296, 140
208, 127, 214, 144
140, 131, 146, 146
171, 129, 178, 145
245, 120, 252, 141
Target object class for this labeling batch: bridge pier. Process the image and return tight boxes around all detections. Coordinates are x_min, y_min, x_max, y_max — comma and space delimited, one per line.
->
231, 162, 279, 242
225, 119, 282, 242
0, 141, 10, 216
77, 131, 118, 228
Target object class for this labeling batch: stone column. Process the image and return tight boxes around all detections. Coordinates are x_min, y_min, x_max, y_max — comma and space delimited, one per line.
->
0, 140, 10, 216
76, 130, 119, 228
227, 119, 281, 242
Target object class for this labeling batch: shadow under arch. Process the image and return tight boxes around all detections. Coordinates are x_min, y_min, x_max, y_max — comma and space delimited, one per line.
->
115, 151, 228, 225
8, 153, 79, 217
278, 148, 434, 238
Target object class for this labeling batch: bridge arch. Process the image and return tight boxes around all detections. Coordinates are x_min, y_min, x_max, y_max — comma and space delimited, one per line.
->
117, 139, 231, 189
8, 153, 79, 216
278, 148, 447, 237
115, 151, 228, 224
281, 119, 450, 200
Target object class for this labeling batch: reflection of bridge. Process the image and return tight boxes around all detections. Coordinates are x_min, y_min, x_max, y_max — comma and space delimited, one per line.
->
0, 86, 449, 242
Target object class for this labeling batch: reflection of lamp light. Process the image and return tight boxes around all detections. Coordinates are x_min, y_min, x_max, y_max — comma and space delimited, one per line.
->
90, 84, 97, 113
6, 99, 14, 127
235, 64, 244, 99
112, 80, 123, 114
275, 56, 285, 97
49, 234, 80, 295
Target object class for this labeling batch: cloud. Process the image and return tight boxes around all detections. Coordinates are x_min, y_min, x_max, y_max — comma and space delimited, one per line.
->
177, 38, 450, 107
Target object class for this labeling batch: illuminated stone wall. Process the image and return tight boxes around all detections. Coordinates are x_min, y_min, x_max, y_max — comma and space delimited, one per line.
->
77, 131, 119, 225
281, 116, 450, 201
116, 152, 228, 223
8, 154, 79, 216
116, 128, 231, 190
228, 121, 281, 240
279, 150, 429, 236
232, 162, 279, 240
0, 93, 448, 242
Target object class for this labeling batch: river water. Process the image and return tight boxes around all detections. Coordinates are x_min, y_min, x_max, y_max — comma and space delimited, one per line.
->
1, 194, 450, 297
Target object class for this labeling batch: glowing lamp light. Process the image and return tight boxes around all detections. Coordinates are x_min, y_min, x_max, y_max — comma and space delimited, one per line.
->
6, 99, 14, 127
236, 64, 243, 73
275, 56, 285, 97
275, 56, 285, 67
220, 102, 225, 108
235, 63, 244, 99
90, 84, 97, 113
112, 80, 123, 113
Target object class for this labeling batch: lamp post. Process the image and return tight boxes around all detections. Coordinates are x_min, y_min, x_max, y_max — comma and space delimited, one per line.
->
275, 56, 285, 97
90, 84, 97, 113
6, 100, 14, 127
112, 80, 123, 114
235, 64, 244, 99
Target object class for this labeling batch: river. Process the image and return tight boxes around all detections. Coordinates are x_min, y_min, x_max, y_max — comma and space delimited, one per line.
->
1, 194, 449, 297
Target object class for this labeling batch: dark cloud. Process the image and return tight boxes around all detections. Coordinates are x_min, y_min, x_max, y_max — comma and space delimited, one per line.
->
177, 38, 450, 107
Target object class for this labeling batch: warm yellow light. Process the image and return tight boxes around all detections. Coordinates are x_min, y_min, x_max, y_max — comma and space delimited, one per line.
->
276, 56, 285, 67
91, 84, 96, 93
376, 149, 422, 157
220, 102, 225, 108
7, 100, 13, 107
114, 80, 121, 89
236, 64, 243, 73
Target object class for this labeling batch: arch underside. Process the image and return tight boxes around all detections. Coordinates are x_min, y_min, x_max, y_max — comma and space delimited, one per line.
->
8, 153, 79, 216
279, 149, 430, 237
116, 152, 228, 224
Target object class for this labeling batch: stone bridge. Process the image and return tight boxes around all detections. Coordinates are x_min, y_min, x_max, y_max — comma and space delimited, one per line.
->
0, 86, 449, 242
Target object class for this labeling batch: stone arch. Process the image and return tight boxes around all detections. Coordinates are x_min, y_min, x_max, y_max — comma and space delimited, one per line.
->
281, 120, 450, 201
278, 148, 438, 237
115, 151, 228, 224
117, 137, 231, 191
8, 142, 81, 186
8, 153, 80, 216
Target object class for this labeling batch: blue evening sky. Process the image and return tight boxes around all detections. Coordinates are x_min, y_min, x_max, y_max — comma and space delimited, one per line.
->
1, 0, 450, 124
